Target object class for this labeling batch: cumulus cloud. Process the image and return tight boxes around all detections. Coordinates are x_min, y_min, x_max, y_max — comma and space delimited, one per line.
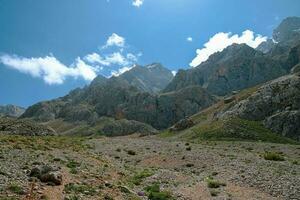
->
189, 30, 267, 67
132, 0, 144, 7
0, 55, 97, 85
187, 37, 193, 42
103, 33, 125, 48
84, 52, 139, 67
1, 32, 142, 84
171, 70, 177, 76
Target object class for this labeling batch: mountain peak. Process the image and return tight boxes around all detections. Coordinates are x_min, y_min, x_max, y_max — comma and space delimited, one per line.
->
273, 16, 300, 43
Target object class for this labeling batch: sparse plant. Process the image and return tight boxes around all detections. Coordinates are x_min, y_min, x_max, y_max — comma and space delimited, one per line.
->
263, 152, 285, 161
127, 150, 136, 155
145, 183, 173, 200
205, 177, 226, 188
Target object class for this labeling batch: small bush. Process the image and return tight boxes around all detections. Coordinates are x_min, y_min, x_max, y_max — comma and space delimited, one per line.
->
8, 183, 25, 195
127, 150, 136, 156
145, 183, 173, 200
206, 177, 226, 188
263, 152, 285, 161
64, 183, 97, 195
131, 169, 154, 185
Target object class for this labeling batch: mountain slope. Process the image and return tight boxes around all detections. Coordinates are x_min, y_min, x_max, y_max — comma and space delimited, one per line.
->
119, 63, 174, 94
21, 68, 215, 130
0, 105, 25, 117
164, 17, 300, 96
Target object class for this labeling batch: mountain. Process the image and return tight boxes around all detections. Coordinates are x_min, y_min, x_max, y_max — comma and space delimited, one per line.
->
273, 16, 300, 44
0, 105, 25, 117
163, 43, 288, 95
0, 117, 55, 136
21, 66, 215, 131
164, 17, 300, 96
219, 70, 300, 141
118, 63, 174, 94
257, 17, 300, 53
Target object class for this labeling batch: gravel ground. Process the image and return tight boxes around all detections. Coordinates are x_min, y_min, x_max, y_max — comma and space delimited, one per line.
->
0, 135, 299, 200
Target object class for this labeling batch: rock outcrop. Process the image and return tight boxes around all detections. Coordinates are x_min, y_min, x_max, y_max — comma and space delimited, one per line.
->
0, 117, 56, 136
22, 73, 215, 130
0, 105, 25, 117
164, 17, 300, 96
220, 73, 300, 140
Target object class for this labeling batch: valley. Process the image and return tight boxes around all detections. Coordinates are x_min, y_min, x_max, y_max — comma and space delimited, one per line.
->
0, 135, 299, 200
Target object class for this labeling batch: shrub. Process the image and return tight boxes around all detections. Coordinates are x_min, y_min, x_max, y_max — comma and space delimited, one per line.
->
8, 183, 25, 195
145, 183, 173, 200
206, 177, 226, 188
127, 150, 136, 155
263, 152, 285, 161
130, 169, 154, 185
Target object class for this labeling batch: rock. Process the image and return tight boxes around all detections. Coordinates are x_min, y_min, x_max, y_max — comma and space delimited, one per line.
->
29, 165, 62, 185
0, 117, 56, 136
100, 118, 158, 136
291, 63, 300, 74
224, 96, 236, 104
264, 110, 300, 141
169, 118, 195, 131
0, 105, 25, 117
220, 73, 300, 140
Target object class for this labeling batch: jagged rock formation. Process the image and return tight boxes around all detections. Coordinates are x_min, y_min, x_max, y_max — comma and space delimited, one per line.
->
220, 72, 300, 140
0, 117, 56, 136
99, 118, 158, 136
0, 105, 25, 117
21, 66, 215, 130
119, 63, 174, 94
164, 44, 288, 96
164, 17, 300, 96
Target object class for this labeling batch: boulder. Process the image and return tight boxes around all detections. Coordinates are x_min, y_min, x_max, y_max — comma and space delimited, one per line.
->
169, 118, 195, 131
29, 165, 62, 185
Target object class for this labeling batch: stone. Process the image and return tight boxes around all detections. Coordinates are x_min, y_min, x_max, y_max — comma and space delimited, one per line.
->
29, 165, 62, 185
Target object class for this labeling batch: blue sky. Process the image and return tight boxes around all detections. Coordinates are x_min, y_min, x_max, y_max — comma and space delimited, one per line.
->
1, 0, 300, 107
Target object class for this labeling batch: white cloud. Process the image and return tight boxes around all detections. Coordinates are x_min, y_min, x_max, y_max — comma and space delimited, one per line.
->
85, 51, 140, 68
171, 70, 177, 76
0, 54, 97, 85
189, 30, 267, 67
103, 33, 125, 48
132, 0, 144, 7
84, 53, 110, 66
187, 37, 193, 42
111, 66, 134, 77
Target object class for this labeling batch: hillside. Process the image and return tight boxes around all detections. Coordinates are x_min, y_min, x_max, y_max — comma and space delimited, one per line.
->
0, 105, 25, 117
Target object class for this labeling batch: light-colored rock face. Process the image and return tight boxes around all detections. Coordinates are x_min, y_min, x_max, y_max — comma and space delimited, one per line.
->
221, 73, 300, 140
0, 105, 25, 117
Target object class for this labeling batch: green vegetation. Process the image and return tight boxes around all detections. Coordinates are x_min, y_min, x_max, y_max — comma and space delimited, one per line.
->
205, 177, 226, 188
145, 183, 174, 200
0, 135, 90, 152
129, 169, 154, 185
263, 152, 285, 161
127, 150, 136, 156
7, 183, 24, 195
66, 160, 81, 174
64, 183, 97, 196
185, 118, 298, 144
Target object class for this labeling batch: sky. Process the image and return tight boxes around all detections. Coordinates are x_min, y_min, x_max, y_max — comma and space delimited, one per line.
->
1, 0, 300, 107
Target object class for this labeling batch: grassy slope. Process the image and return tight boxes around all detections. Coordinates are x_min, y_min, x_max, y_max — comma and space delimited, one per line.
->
160, 85, 299, 144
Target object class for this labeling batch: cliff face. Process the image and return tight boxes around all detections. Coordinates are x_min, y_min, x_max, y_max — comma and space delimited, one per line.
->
21, 67, 215, 130
164, 17, 300, 96
0, 105, 25, 117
